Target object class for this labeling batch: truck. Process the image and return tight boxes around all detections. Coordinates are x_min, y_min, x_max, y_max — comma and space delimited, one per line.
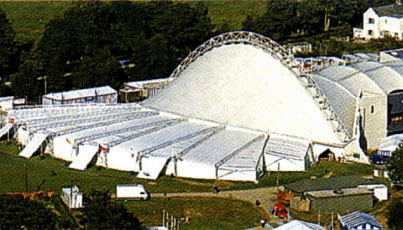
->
116, 184, 149, 200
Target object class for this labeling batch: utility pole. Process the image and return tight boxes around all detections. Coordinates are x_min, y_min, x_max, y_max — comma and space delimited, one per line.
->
44, 75, 47, 95
70, 179, 74, 209
162, 209, 165, 226
24, 164, 28, 193
318, 210, 321, 226
276, 162, 280, 189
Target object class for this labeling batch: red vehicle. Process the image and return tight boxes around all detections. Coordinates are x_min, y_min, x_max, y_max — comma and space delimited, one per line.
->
272, 203, 288, 219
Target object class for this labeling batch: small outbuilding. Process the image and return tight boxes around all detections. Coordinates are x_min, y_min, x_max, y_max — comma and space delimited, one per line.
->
339, 211, 383, 230
61, 185, 83, 209
119, 78, 171, 102
0, 96, 14, 111
285, 176, 387, 213
42, 86, 117, 105
306, 187, 373, 213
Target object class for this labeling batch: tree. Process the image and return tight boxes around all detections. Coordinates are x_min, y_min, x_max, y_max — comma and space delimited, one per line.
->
387, 197, 403, 229
144, 1, 214, 79
81, 189, 142, 230
10, 59, 41, 99
0, 7, 16, 76
37, 1, 118, 92
0, 195, 58, 229
32, 1, 215, 93
253, 0, 297, 40
71, 47, 126, 89
386, 148, 403, 186
0, 80, 12, 97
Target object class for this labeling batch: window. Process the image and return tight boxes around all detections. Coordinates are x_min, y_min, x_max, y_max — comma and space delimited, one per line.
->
368, 30, 373, 36
385, 19, 388, 24
371, 105, 375, 114
368, 18, 375, 24
395, 32, 399, 37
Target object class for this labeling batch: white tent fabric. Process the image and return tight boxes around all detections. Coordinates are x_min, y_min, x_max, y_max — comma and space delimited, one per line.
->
217, 136, 266, 182
0, 123, 13, 139
274, 220, 325, 230
19, 133, 48, 158
144, 44, 341, 145
175, 128, 261, 180
69, 145, 99, 170
137, 156, 170, 180
265, 133, 311, 171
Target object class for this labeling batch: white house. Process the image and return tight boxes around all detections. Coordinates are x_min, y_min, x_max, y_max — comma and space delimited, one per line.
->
354, 1, 403, 40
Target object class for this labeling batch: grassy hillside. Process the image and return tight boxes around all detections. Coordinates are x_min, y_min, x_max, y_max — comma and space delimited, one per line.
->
0, 1, 268, 44
203, 0, 267, 31
0, 1, 73, 43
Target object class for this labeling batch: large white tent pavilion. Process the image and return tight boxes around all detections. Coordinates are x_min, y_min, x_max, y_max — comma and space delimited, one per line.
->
2, 31, 393, 182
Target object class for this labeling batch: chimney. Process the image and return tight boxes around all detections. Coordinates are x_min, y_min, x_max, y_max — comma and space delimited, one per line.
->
397, 0, 402, 5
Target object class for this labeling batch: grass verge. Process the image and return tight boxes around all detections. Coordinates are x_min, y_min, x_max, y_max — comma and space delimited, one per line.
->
122, 197, 264, 230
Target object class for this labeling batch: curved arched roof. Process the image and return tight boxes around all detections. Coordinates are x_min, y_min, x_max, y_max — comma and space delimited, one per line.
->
312, 60, 403, 135
143, 31, 347, 144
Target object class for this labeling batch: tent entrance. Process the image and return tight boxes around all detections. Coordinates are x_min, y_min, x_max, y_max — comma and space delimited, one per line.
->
19, 133, 48, 158
137, 156, 170, 180
69, 145, 99, 170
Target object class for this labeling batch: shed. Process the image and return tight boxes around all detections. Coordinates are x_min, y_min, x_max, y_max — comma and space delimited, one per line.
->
0, 96, 14, 111
43, 86, 117, 105
339, 211, 383, 230
119, 78, 171, 102
285, 176, 387, 213
274, 219, 325, 230
61, 185, 83, 209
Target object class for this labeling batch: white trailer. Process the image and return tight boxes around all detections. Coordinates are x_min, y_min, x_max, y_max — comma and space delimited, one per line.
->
116, 184, 149, 200
358, 184, 388, 201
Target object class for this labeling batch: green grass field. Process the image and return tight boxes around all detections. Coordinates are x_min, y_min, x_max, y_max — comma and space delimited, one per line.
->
0, 1, 268, 44
0, 139, 374, 195
123, 197, 264, 230
0, 2, 73, 43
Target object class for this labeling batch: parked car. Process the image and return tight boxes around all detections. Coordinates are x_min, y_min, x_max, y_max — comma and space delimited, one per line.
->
271, 203, 288, 219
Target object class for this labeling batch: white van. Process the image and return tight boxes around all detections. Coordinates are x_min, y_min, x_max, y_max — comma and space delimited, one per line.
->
116, 184, 149, 200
